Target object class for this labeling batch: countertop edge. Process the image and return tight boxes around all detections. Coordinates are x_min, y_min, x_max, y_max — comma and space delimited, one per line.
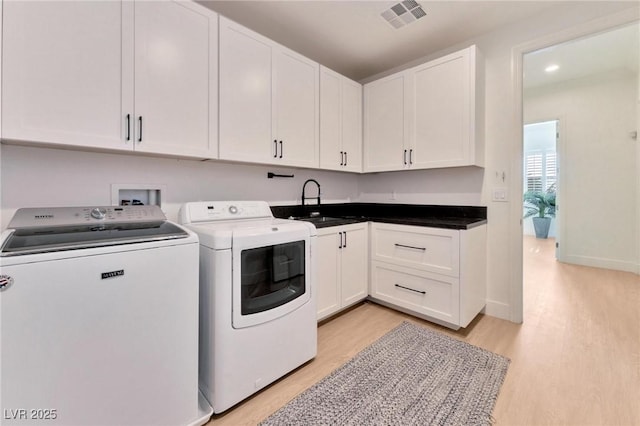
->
271, 203, 488, 230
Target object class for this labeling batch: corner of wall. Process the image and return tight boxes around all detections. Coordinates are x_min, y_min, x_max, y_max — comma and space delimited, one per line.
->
484, 299, 512, 322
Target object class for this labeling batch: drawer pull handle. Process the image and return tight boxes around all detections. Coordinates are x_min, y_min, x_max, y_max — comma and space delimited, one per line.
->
394, 243, 426, 251
126, 114, 131, 141
395, 284, 426, 295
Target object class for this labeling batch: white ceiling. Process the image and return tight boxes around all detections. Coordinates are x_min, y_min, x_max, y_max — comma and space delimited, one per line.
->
198, 1, 639, 83
524, 22, 639, 89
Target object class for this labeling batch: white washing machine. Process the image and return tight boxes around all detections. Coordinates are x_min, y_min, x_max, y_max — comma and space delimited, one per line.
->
179, 201, 317, 413
0, 205, 212, 426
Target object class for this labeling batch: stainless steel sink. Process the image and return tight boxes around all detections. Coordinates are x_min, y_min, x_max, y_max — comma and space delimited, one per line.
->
297, 216, 343, 224
289, 215, 363, 228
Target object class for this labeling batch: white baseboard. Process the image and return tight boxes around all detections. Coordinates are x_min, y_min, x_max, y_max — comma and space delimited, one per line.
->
562, 255, 640, 275
484, 299, 511, 321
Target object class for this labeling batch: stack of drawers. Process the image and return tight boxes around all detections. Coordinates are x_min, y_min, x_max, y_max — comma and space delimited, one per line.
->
369, 222, 486, 329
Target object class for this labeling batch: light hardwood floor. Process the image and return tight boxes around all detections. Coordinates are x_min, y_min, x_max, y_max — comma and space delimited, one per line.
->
207, 236, 640, 425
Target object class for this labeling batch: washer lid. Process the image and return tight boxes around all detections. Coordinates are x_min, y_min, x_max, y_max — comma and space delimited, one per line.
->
1, 206, 188, 256
0, 221, 189, 257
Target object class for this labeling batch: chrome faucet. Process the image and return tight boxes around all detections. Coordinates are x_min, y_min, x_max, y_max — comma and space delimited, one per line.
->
301, 179, 321, 206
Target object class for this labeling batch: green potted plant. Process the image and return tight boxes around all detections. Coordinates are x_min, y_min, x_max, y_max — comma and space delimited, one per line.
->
523, 186, 556, 238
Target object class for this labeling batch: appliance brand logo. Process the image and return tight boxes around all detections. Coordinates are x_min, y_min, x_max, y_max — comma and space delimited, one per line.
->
101, 270, 124, 280
34, 215, 54, 219
0, 275, 14, 291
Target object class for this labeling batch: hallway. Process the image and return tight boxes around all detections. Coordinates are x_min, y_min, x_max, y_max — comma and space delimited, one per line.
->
514, 235, 640, 424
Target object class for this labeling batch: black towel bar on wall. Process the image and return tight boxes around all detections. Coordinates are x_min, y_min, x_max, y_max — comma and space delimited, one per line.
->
267, 172, 294, 179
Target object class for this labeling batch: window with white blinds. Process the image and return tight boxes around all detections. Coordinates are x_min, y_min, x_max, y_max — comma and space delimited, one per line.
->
525, 153, 543, 192
525, 150, 556, 192
545, 152, 557, 190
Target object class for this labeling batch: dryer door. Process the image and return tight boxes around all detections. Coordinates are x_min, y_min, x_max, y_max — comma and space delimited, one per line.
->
231, 224, 311, 329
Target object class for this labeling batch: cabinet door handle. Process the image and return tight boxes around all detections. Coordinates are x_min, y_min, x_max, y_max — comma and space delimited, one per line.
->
273, 140, 278, 158
403, 149, 407, 165
340, 151, 344, 166
339, 232, 343, 249
279, 141, 283, 158
409, 149, 413, 165
343, 231, 347, 248
138, 116, 143, 142
126, 114, 131, 141
344, 151, 348, 166
395, 284, 426, 295
394, 243, 426, 251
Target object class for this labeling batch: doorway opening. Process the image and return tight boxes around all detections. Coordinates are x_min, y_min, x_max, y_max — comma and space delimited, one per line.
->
523, 120, 558, 245
517, 19, 640, 322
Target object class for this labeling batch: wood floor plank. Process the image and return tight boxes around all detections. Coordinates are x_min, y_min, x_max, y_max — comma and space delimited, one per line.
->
207, 236, 640, 425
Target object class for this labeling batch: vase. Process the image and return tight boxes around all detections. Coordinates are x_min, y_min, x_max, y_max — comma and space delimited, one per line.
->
532, 217, 551, 239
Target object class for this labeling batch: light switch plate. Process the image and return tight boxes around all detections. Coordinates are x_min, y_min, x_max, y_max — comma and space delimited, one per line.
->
492, 187, 508, 202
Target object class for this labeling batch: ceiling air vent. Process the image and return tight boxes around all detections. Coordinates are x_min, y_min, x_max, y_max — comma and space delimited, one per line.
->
380, 1, 427, 29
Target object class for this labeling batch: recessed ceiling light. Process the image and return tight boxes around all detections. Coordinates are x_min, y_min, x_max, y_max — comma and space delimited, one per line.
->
545, 64, 560, 73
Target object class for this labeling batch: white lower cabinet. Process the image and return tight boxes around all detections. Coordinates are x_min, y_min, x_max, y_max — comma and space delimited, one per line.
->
369, 222, 486, 329
370, 261, 459, 325
316, 223, 368, 321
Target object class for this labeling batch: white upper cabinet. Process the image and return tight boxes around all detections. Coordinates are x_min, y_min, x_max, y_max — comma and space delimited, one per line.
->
320, 66, 362, 172
320, 70, 342, 169
341, 79, 364, 172
363, 71, 410, 172
133, 1, 218, 158
364, 73, 409, 172
218, 18, 272, 164
364, 46, 484, 172
2, 1, 127, 150
219, 17, 319, 168
2, 1, 218, 159
0, 0, 3, 137
410, 48, 483, 169
273, 50, 319, 168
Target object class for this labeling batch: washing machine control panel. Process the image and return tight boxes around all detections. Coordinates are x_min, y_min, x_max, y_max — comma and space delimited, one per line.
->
90, 207, 107, 219
8, 205, 167, 229
181, 201, 273, 223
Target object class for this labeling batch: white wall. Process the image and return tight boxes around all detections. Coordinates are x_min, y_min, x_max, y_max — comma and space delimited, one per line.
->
525, 71, 639, 273
0, 145, 359, 229
356, 167, 484, 205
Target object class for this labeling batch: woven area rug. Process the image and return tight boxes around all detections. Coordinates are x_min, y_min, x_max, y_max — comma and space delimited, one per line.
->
260, 321, 510, 426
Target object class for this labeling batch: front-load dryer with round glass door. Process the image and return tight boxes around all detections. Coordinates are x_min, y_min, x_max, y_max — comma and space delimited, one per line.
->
179, 201, 317, 413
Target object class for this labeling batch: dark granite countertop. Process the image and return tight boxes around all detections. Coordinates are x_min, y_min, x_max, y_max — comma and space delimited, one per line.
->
271, 203, 487, 230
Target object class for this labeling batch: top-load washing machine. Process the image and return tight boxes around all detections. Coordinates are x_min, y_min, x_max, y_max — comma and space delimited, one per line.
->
179, 201, 317, 413
0, 205, 212, 426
